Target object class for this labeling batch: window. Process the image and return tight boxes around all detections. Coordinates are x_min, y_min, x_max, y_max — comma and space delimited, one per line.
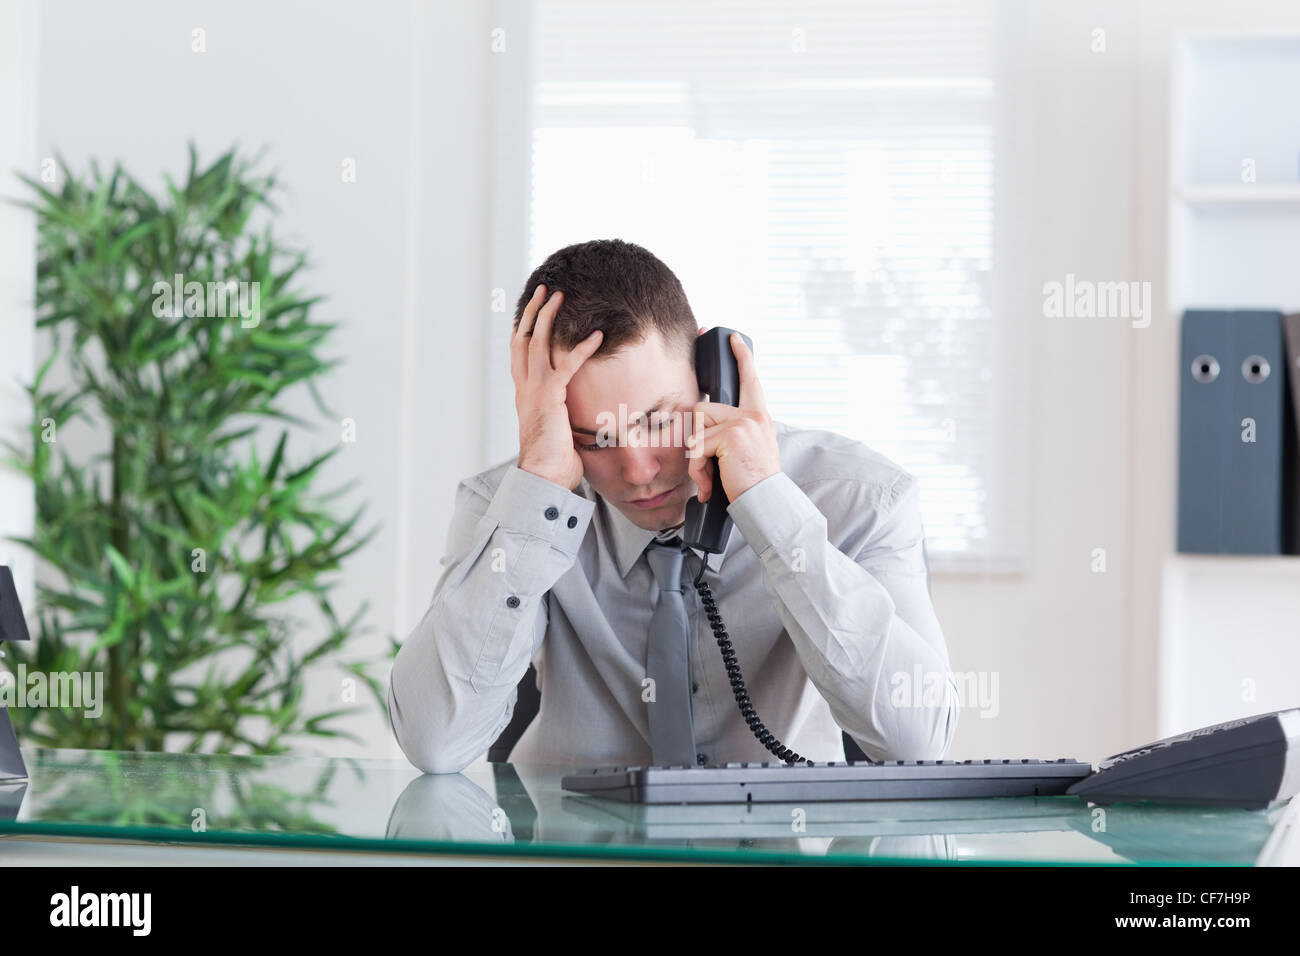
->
490, 0, 1027, 566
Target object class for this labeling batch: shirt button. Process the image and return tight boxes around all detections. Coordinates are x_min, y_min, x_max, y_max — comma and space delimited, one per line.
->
696, 753, 708, 766
692, 682, 699, 694
505, 595, 520, 608
544, 506, 559, 520
567, 515, 577, 528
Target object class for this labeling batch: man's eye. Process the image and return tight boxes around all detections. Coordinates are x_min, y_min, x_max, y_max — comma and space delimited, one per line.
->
575, 439, 606, 452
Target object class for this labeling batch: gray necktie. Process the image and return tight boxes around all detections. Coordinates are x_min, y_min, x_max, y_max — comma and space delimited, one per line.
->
645, 539, 697, 767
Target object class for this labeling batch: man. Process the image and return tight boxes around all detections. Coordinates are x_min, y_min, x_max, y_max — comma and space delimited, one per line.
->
388, 239, 959, 774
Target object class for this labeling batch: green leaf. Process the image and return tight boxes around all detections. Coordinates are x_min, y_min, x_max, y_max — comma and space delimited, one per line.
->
104, 545, 136, 590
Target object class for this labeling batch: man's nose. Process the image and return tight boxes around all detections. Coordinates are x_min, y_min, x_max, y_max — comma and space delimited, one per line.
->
620, 442, 660, 486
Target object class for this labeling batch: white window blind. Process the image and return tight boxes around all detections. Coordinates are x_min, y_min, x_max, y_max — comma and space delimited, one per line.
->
509, 0, 1023, 563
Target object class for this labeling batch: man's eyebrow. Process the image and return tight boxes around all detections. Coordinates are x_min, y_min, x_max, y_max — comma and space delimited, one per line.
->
571, 393, 679, 436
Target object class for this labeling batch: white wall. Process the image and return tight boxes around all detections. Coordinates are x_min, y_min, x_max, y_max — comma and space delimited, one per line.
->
0, 0, 38, 608
937, 0, 1300, 765
32, 0, 496, 759
928, 0, 1141, 762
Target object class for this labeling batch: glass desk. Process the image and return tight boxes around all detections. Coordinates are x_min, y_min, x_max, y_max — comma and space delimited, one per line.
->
0, 747, 1287, 865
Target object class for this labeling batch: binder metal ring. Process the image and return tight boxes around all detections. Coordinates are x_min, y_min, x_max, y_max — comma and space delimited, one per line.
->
1191, 354, 1220, 384
1242, 355, 1270, 385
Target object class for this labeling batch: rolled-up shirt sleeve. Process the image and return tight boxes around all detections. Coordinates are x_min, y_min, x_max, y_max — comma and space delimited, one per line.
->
387, 466, 594, 774
725, 470, 959, 761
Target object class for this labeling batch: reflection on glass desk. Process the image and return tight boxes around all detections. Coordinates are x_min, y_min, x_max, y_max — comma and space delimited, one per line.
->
0, 747, 1286, 865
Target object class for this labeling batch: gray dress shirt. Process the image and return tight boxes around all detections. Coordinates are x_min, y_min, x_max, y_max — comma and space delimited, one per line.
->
387, 420, 960, 773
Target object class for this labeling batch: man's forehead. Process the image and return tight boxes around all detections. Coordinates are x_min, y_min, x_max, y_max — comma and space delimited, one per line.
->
569, 390, 685, 435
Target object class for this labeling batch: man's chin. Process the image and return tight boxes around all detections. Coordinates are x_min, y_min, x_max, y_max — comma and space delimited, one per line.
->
623, 510, 686, 532
618, 495, 688, 531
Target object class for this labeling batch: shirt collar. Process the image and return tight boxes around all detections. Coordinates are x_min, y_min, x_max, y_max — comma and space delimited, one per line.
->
581, 477, 727, 579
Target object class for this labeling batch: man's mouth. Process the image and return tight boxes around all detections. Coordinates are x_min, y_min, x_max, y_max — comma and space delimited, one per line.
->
627, 484, 678, 509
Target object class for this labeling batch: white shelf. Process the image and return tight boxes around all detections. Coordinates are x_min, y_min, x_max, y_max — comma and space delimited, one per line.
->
1175, 184, 1300, 207
1162, 34, 1300, 739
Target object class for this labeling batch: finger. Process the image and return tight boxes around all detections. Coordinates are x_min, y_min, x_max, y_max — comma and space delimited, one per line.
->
514, 284, 545, 342
691, 399, 744, 433
687, 453, 714, 503
511, 284, 545, 381
731, 333, 768, 412
688, 403, 740, 494
686, 420, 743, 502
558, 328, 604, 380
686, 412, 710, 500
696, 326, 707, 338
685, 419, 736, 463
529, 289, 563, 372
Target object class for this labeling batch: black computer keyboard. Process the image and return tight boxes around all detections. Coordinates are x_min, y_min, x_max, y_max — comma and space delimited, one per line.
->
561, 758, 1093, 804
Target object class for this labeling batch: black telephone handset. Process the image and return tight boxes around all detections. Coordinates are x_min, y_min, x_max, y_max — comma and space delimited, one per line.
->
679, 327, 809, 765
682, 326, 752, 555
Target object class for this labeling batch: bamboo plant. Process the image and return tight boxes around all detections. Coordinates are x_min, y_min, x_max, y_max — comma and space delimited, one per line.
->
3, 145, 391, 754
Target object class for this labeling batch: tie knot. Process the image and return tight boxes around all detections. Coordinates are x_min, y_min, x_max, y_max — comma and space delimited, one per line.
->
645, 541, 686, 592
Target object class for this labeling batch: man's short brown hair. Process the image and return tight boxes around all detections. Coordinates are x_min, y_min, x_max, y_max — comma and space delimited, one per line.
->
512, 239, 697, 361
